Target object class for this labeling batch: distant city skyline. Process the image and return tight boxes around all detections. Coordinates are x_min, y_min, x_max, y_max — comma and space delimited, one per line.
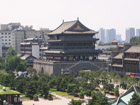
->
0, 0, 140, 40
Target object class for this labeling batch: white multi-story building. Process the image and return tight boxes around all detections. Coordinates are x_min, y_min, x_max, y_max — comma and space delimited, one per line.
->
136, 29, 140, 36
0, 37, 2, 56
20, 38, 47, 59
0, 30, 13, 48
125, 28, 135, 43
0, 23, 50, 55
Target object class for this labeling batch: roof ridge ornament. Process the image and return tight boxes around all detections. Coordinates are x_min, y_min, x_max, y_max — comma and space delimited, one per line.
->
62, 19, 64, 23
77, 17, 79, 20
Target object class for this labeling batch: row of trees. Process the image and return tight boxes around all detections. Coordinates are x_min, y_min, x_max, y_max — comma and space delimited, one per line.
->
69, 92, 140, 105
0, 69, 140, 104
69, 91, 109, 105
0, 72, 110, 104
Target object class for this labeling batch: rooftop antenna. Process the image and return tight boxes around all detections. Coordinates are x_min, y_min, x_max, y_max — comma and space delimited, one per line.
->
62, 19, 64, 23
77, 17, 79, 20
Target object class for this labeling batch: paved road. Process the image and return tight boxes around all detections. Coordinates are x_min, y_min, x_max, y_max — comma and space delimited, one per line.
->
22, 93, 71, 105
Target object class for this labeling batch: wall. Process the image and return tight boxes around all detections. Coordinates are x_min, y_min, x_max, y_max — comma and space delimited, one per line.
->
33, 60, 108, 76
33, 60, 54, 75
32, 44, 39, 59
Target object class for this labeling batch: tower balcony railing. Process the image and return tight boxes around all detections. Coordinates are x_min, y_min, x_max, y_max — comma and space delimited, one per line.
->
48, 38, 97, 42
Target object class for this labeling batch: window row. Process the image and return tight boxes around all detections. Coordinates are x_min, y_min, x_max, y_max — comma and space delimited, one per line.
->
50, 43, 93, 46
1, 36, 11, 38
1, 39, 11, 41
2, 43, 11, 45
0, 33, 11, 35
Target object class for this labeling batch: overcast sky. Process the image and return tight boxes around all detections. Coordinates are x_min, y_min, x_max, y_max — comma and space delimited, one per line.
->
0, 0, 140, 40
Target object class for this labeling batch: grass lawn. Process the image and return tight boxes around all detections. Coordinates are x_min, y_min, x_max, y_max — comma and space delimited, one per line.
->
0, 70, 9, 75
52, 91, 79, 99
54, 91, 69, 96
67, 96, 79, 99
21, 98, 31, 101
20, 94, 26, 98
50, 88, 57, 92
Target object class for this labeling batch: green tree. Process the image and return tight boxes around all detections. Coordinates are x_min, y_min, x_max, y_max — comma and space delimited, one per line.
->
6, 56, 27, 71
128, 92, 140, 105
127, 77, 137, 85
114, 86, 119, 95
130, 36, 140, 45
15, 77, 27, 93
87, 91, 109, 105
85, 90, 92, 97
0, 57, 5, 70
69, 99, 84, 105
39, 82, 50, 98
0, 74, 14, 87
6, 46, 17, 58
114, 74, 121, 83
67, 84, 79, 95
25, 81, 38, 98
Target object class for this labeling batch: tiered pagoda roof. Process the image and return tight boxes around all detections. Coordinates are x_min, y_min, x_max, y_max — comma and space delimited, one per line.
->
125, 45, 140, 53
48, 20, 98, 35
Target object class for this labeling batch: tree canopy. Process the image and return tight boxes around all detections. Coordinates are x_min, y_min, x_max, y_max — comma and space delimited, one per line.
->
6, 46, 17, 58
130, 36, 140, 45
69, 99, 84, 105
128, 92, 140, 105
87, 91, 109, 105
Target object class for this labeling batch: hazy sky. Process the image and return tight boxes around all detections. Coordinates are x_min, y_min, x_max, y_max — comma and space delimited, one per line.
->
0, 0, 140, 40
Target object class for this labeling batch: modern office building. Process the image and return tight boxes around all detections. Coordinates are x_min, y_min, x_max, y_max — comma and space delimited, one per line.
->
136, 29, 140, 36
105, 29, 116, 43
115, 34, 122, 42
125, 28, 135, 43
97, 28, 105, 43
0, 37, 2, 57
